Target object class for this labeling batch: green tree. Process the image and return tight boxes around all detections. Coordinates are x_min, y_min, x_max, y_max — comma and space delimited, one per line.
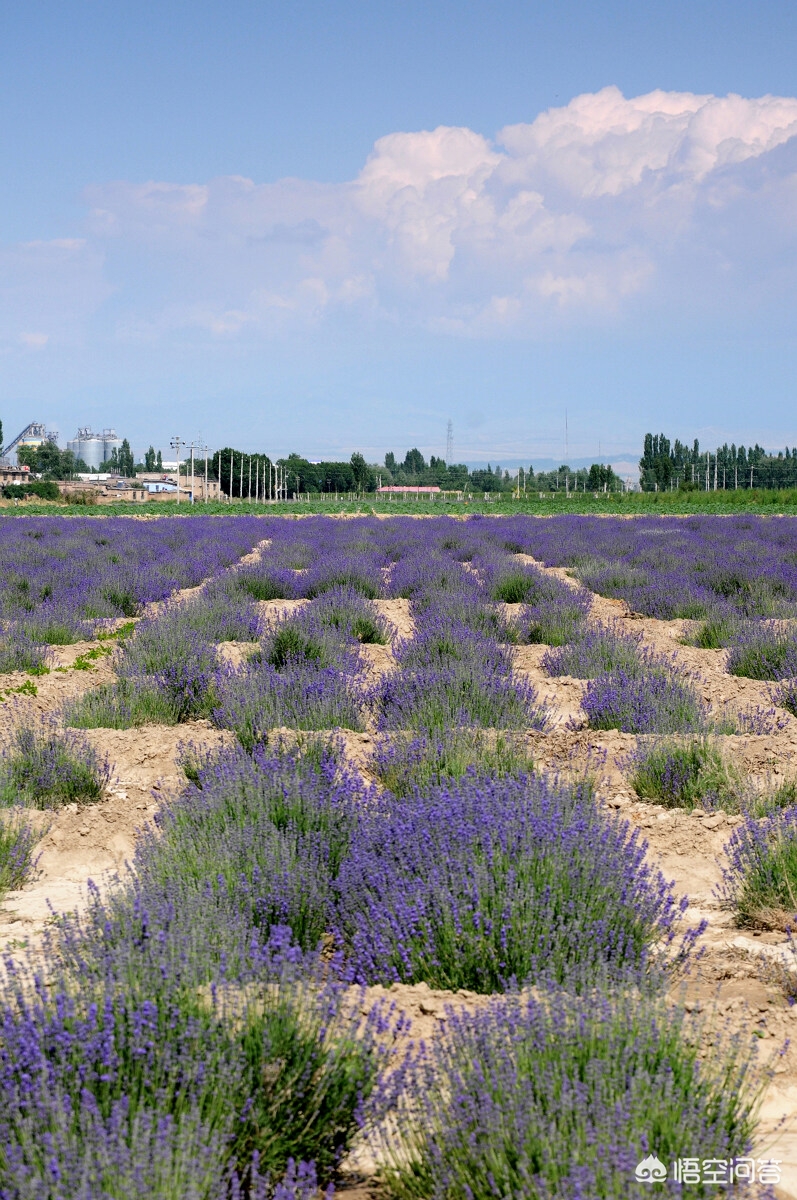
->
587, 463, 620, 492
350, 451, 371, 492
144, 446, 157, 471
403, 448, 427, 476
17, 442, 77, 480
117, 439, 135, 477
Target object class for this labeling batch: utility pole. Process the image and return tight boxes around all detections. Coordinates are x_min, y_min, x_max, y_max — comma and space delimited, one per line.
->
248, 455, 252, 501
229, 450, 234, 502
188, 441, 196, 504
446, 419, 453, 463
196, 443, 210, 502
170, 437, 183, 503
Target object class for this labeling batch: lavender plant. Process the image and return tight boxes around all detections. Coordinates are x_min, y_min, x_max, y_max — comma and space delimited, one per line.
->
0, 926, 392, 1195
303, 553, 385, 599
231, 564, 300, 601
0, 724, 112, 807
334, 773, 680, 991
501, 513, 797, 619
375, 661, 549, 734
0, 631, 51, 676
369, 731, 536, 797
686, 608, 740, 649
260, 608, 363, 673
394, 617, 514, 675
542, 623, 641, 677
171, 580, 265, 643
213, 662, 366, 751
138, 741, 364, 950
307, 584, 391, 644
380, 988, 761, 1200
114, 614, 219, 721
773, 677, 797, 719
582, 665, 707, 734
719, 806, 797, 928
0, 812, 39, 894
520, 593, 591, 646
388, 553, 471, 600
0, 516, 266, 640
630, 737, 744, 811
726, 623, 797, 680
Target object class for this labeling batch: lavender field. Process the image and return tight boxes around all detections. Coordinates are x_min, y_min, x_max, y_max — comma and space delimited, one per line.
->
0, 513, 796, 1197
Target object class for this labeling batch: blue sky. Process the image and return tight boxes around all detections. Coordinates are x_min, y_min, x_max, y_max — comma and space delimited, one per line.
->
2, 0, 796, 466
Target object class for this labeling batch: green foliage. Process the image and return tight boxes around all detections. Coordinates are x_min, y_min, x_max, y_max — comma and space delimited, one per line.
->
370, 730, 536, 797
64, 682, 182, 729
382, 988, 761, 1200
687, 612, 739, 648
2, 480, 62, 501
631, 737, 744, 811
0, 813, 39, 894
640, 431, 797, 491
349, 451, 372, 492
0, 725, 110, 808
264, 624, 328, 669
17, 442, 78, 480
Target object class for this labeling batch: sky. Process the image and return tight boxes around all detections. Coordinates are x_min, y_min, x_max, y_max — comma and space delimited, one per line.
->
1, 0, 797, 467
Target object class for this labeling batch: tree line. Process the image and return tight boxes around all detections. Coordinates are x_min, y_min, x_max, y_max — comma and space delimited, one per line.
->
0, 415, 624, 497
208, 447, 623, 496
640, 434, 797, 491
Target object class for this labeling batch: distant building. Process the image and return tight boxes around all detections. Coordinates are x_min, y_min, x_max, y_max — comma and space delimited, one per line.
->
0, 463, 32, 485
67, 428, 123, 471
378, 485, 442, 494
3, 422, 59, 464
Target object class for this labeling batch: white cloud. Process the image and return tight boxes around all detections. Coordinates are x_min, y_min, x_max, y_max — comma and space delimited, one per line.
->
17, 332, 49, 348
4, 86, 797, 349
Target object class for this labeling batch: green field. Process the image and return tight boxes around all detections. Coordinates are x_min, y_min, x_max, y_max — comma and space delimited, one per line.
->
6, 486, 797, 518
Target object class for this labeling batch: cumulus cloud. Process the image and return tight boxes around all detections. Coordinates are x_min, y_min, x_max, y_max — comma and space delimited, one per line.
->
4, 86, 797, 348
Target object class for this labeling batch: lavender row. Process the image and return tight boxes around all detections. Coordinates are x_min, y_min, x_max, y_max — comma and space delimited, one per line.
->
0, 514, 266, 650
0, 736, 755, 1197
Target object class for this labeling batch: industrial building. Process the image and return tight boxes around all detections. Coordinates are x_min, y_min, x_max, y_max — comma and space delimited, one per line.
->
2, 422, 59, 464
66, 428, 123, 471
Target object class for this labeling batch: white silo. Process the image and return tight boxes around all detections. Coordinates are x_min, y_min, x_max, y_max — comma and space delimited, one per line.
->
67, 427, 124, 470
101, 429, 123, 465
